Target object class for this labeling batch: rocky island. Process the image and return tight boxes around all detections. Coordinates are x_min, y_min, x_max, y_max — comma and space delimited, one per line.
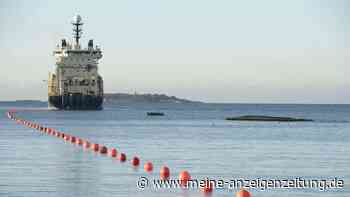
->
226, 115, 313, 122
104, 93, 201, 104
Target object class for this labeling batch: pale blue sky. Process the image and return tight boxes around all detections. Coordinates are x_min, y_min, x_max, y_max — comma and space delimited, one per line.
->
0, 0, 349, 103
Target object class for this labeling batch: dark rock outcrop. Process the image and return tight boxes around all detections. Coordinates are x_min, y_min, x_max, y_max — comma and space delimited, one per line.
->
147, 112, 165, 116
225, 115, 313, 122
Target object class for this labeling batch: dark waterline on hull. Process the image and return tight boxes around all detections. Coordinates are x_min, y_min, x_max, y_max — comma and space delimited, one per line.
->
48, 95, 103, 110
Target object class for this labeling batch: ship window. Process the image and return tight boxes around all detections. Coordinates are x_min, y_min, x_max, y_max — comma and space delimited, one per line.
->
80, 79, 89, 86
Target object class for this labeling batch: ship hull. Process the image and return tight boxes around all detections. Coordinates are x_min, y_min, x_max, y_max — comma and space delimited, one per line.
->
48, 94, 103, 110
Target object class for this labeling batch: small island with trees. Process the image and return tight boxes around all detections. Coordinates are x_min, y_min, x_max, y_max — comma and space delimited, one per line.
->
104, 93, 201, 104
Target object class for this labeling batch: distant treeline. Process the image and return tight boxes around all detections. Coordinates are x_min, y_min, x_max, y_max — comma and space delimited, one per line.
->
104, 93, 201, 104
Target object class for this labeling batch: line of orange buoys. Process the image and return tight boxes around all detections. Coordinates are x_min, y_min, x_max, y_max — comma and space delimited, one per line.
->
6, 111, 252, 197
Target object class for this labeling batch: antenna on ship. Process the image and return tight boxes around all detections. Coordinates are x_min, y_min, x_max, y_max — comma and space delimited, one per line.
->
71, 14, 83, 48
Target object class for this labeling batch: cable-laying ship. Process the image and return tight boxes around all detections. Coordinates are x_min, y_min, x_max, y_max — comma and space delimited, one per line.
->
48, 15, 103, 110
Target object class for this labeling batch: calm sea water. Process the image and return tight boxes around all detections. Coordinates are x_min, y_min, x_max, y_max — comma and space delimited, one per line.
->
0, 103, 349, 197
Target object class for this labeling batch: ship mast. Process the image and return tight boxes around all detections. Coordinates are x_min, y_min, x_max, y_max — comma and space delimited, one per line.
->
71, 15, 83, 48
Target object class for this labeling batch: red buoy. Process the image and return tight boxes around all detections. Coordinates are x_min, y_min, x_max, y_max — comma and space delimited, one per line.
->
100, 146, 108, 154
76, 138, 83, 145
83, 141, 91, 149
160, 166, 170, 180
91, 143, 99, 152
131, 156, 140, 166
70, 136, 76, 143
64, 135, 70, 141
236, 189, 251, 197
179, 171, 191, 187
118, 153, 126, 162
144, 162, 153, 172
201, 180, 214, 193
109, 148, 117, 157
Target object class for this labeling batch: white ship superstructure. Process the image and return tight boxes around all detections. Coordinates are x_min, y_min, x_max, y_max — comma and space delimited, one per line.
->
48, 15, 104, 110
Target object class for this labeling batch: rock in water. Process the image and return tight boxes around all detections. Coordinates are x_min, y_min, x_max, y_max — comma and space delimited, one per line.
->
147, 112, 165, 116
225, 115, 313, 122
